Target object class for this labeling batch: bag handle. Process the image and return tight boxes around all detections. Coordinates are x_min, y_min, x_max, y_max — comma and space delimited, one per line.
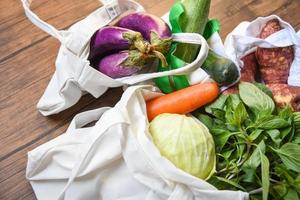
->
57, 108, 130, 199
117, 33, 209, 84
20, 0, 70, 44
65, 107, 111, 134
20, 0, 143, 44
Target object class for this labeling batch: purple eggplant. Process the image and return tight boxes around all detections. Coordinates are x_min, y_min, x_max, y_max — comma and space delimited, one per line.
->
117, 12, 172, 41
89, 12, 173, 79
98, 50, 154, 78
89, 26, 142, 59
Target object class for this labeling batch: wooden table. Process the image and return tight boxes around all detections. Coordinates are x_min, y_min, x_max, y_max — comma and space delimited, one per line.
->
1, 0, 300, 199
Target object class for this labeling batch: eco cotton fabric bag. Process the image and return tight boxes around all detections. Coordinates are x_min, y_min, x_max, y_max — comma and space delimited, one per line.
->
21, 0, 210, 116
224, 15, 300, 86
26, 85, 249, 200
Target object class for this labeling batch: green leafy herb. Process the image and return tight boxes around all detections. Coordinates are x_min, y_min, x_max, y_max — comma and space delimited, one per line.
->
205, 94, 228, 114
266, 129, 281, 146
195, 82, 300, 200
255, 116, 290, 130
249, 129, 263, 141
275, 143, 300, 173
284, 189, 299, 200
243, 141, 265, 170
259, 149, 270, 200
253, 82, 273, 98
239, 82, 275, 117
214, 176, 246, 191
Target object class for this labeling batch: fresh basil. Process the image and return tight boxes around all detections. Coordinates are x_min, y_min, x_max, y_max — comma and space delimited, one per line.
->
260, 150, 270, 200
255, 115, 290, 130
211, 128, 237, 150
239, 82, 275, 117
194, 82, 300, 199
205, 94, 228, 114
249, 129, 263, 141
266, 129, 281, 146
214, 176, 246, 191
233, 102, 248, 127
243, 141, 265, 170
253, 82, 273, 98
293, 130, 300, 144
275, 143, 300, 173
284, 189, 299, 200
196, 113, 213, 129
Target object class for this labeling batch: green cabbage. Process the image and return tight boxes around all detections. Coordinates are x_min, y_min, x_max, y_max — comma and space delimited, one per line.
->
149, 113, 216, 180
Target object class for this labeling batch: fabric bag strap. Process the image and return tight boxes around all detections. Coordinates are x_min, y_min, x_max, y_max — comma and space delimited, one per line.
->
57, 108, 130, 199
65, 107, 111, 134
20, 0, 143, 45
117, 33, 209, 84
21, 0, 72, 44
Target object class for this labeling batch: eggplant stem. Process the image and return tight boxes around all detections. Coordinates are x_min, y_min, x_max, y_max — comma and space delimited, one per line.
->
134, 40, 149, 53
153, 50, 168, 67
132, 36, 169, 67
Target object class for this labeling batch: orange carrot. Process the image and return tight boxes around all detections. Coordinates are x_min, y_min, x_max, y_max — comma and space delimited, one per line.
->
146, 82, 219, 121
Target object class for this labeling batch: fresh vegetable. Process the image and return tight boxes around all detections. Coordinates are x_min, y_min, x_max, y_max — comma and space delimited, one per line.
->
224, 19, 299, 112
240, 53, 258, 82
239, 82, 275, 116
117, 12, 172, 42
256, 20, 298, 110
194, 82, 300, 200
88, 27, 140, 59
97, 51, 145, 78
149, 113, 216, 179
89, 12, 172, 78
256, 19, 294, 84
174, 0, 239, 86
146, 82, 219, 121
202, 50, 240, 86
223, 53, 258, 94
174, 0, 211, 63
266, 83, 300, 111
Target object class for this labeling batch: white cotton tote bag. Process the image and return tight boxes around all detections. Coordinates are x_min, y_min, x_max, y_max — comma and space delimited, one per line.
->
224, 15, 300, 87
21, 0, 210, 116
26, 85, 249, 200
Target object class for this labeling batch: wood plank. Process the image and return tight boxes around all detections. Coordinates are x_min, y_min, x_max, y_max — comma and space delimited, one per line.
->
0, 124, 68, 200
0, 0, 101, 62
0, 85, 122, 159
147, 0, 176, 16
0, 37, 58, 101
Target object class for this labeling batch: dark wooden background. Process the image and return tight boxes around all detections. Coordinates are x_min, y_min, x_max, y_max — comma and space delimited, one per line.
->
1, 0, 300, 199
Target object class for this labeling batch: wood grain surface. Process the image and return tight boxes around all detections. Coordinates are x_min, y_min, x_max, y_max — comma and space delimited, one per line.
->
1, 0, 300, 199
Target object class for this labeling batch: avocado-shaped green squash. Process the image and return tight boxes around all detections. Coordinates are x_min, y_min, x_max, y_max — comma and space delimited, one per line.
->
202, 50, 240, 86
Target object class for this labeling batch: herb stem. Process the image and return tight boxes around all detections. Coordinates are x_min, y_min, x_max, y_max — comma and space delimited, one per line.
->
249, 188, 263, 194
270, 178, 279, 183
237, 142, 252, 167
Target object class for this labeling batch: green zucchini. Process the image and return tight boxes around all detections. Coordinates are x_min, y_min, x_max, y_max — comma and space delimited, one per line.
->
202, 50, 239, 86
176, 0, 240, 86
174, 0, 211, 63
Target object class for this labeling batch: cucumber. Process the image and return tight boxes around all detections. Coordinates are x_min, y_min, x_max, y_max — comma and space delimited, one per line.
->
176, 0, 240, 86
174, 0, 211, 63
202, 50, 239, 86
